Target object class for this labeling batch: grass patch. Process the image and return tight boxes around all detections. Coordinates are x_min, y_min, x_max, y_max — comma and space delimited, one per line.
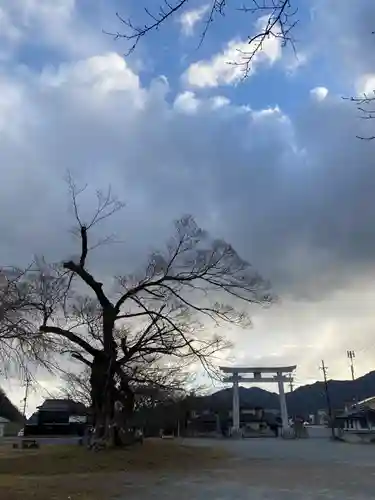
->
0, 439, 227, 499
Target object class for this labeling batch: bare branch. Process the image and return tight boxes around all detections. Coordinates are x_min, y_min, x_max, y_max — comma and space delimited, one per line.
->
0, 265, 58, 376
63, 237, 114, 311
107, 0, 297, 78
63, 174, 124, 310
39, 325, 99, 357
66, 171, 87, 228
71, 352, 93, 366
105, 0, 190, 54
59, 367, 93, 407
235, 0, 298, 78
344, 92, 375, 140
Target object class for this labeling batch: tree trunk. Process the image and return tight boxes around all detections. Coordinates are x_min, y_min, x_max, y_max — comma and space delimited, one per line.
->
90, 352, 117, 448
89, 354, 137, 449
87, 310, 139, 449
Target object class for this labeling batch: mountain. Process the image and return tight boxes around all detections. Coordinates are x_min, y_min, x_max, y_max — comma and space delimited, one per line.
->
204, 386, 279, 410
0, 388, 24, 422
2, 370, 374, 424
201, 370, 375, 417
287, 370, 375, 415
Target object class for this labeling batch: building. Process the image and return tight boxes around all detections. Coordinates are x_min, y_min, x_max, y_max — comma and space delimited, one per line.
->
187, 411, 221, 437
24, 399, 90, 437
187, 407, 281, 437
0, 417, 9, 438
334, 396, 375, 442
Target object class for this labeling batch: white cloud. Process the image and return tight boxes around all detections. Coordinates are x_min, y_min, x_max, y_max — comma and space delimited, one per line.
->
174, 90, 201, 113
183, 15, 283, 88
0, 0, 117, 61
173, 92, 230, 114
252, 105, 282, 120
310, 86, 329, 101
210, 95, 230, 109
356, 73, 375, 96
183, 34, 281, 88
179, 3, 209, 36
284, 51, 309, 75
41, 53, 141, 95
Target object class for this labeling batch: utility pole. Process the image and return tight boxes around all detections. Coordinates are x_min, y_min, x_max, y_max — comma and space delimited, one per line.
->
347, 350, 356, 381
289, 377, 294, 392
22, 376, 31, 419
320, 360, 335, 439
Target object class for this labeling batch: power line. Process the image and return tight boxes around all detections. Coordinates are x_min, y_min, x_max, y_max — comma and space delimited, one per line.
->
320, 360, 335, 439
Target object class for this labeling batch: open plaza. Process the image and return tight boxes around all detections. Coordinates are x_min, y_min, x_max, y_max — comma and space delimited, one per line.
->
2, 436, 375, 499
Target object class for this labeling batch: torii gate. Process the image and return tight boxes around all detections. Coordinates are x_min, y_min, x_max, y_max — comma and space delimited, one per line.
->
220, 365, 296, 435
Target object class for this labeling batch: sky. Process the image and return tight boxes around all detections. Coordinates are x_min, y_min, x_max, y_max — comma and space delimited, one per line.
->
1, 0, 375, 414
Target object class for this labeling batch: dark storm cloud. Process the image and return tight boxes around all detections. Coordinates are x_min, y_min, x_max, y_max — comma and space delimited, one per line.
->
2, 0, 375, 409
1, 56, 375, 303
312, 0, 375, 77
0, 1, 374, 306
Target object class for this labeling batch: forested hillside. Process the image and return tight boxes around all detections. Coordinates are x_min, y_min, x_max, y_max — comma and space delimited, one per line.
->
0, 388, 23, 422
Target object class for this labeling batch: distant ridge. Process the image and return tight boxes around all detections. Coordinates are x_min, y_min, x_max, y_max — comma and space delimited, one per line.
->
199, 370, 375, 416
0, 387, 24, 422
2, 370, 375, 422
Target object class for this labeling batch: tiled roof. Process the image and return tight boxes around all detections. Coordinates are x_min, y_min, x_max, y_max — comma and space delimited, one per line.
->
38, 399, 88, 413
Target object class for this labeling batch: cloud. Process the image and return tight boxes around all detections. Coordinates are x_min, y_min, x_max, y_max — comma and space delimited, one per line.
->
311, 0, 375, 89
3, 0, 375, 411
284, 51, 309, 75
310, 86, 329, 101
179, 3, 210, 36
356, 74, 375, 95
0, 6, 22, 46
183, 36, 281, 87
41, 53, 142, 95
173, 91, 231, 114
183, 14, 283, 89
0, 0, 117, 62
174, 90, 201, 113
1, 50, 375, 363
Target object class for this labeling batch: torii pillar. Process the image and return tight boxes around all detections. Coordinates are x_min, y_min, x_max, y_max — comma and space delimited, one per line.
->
277, 371, 289, 432
232, 372, 240, 433
221, 365, 296, 435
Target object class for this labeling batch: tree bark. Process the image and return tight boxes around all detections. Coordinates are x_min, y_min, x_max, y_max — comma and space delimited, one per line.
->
90, 352, 117, 447
89, 351, 136, 448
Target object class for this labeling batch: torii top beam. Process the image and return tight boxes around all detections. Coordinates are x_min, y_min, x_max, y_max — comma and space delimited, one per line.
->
220, 366, 296, 374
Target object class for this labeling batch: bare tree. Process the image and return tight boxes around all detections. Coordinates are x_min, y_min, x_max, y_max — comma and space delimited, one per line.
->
107, 0, 298, 78
59, 367, 93, 408
0, 266, 56, 378
14, 178, 272, 447
60, 358, 195, 411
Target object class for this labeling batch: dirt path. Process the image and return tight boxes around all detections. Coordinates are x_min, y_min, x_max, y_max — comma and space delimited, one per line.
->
3, 437, 375, 498
116, 467, 375, 500
115, 438, 375, 499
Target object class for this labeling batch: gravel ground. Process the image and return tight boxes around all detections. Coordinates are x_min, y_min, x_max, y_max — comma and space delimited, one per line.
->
185, 436, 375, 466
116, 438, 375, 499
